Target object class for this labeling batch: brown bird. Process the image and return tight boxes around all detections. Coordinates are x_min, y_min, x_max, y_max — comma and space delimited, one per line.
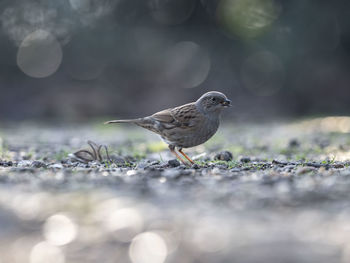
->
105, 91, 231, 165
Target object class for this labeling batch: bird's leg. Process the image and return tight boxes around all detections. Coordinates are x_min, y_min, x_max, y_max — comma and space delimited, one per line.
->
178, 148, 195, 164
168, 145, 188, 165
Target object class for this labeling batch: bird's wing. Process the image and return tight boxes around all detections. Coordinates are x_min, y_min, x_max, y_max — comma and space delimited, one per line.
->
152, 103, 199, 126
151, 108, 176, 123
149, 103, 205, 133
170, 103, 202, 128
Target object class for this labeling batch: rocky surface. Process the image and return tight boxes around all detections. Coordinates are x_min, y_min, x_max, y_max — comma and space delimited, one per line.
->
1, 118, 350, 263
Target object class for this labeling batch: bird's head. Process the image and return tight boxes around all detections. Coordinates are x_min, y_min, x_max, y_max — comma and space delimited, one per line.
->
196, 91, 231, 114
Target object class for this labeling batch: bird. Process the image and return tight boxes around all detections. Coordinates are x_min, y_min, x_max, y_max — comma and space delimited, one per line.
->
105, 91, 231, 165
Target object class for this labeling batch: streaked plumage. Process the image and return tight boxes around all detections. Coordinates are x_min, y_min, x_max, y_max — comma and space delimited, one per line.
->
105, 91, 231, 165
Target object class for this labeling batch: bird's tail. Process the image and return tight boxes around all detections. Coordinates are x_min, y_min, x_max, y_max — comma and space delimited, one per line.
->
105, 117, 161, 134
104, 119, 140, 124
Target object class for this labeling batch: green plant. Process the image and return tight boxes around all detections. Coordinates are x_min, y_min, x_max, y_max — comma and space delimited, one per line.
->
54, 150, 70, 161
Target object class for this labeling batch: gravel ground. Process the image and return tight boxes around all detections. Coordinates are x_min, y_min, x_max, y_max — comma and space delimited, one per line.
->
1, 118, 350, 263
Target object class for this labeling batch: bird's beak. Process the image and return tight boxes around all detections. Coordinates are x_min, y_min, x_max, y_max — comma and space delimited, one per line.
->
221, 99, 231, 107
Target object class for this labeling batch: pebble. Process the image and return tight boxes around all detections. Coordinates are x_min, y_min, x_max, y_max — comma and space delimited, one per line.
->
124, 155, 136, 163
17, 160, 32, 168
191, 163, 200, 169
214, 151, 233, 161
272, 160, 288, 165
136, 160, 160, 169
0, 161, 13, 167
332, 164, 344, 168
109, 154, 125, 165
176, 164, 188, 170
288, 138, 300, 148
215, 164, 228, 169
168, 159, 180, 167
240, 157, 251, 163
31, 161, 47, 168
283, 165, 296, 172
136, 161, 149, 169
296, 167, 316, 175
305, 162, 322, 168
49, 163, 64, 169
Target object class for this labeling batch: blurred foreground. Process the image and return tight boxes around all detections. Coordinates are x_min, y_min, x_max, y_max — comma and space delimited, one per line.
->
1, 117, 350, 262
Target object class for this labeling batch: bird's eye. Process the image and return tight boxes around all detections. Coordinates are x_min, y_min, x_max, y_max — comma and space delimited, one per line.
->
211, 97, 216, 102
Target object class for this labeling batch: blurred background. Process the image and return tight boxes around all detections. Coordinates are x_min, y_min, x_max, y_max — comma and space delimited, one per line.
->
0, 0, 350, 121
3, 2, 350, 263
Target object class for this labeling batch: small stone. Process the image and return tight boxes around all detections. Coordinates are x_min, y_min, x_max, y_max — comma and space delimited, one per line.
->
0, 161, 13, 167
126, 170, 137, 176
49, 163, 64, 169
338, 144, 345, 151
17, 160, 32, 167
150, 160, 160, 166
240, 157, 251, 163
191, 163, 200, 169
31, 161, 47, 168
159, 177, 167, 183
124, 155, 136, 163
176, 164, 187, 170
305, 162, 322, 168
283, 165, 295, 171
214, 151, 233, 161
168, 159, 180, 167
136, 161, 149, 169
296, 167, 315, 175
109, 154, 125, 165
272, 159, 288, 165
214, 164, 228, 169
230, 168, 241, 172
60, 158, 70, 164
288, 138, 300, 148
333, 164, 344, 168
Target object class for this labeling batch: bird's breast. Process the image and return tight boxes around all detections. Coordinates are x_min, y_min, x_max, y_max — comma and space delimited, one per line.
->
178, 118, 219, 148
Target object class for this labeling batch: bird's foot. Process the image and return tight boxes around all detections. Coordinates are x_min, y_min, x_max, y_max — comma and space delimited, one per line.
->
178, 149, 195, 165
169, 149, 188, 166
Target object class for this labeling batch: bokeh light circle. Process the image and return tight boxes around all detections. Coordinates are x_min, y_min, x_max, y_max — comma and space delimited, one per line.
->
189, 218, 230, 253
241, 51, 284, 96
43, 214, 77, 246
103, 208, 144, 242
217, 0, 281, 39
30, 242, 65, 263
129, 232, 167, 263
17, 30, 63, 78
159, 41, 211, 89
